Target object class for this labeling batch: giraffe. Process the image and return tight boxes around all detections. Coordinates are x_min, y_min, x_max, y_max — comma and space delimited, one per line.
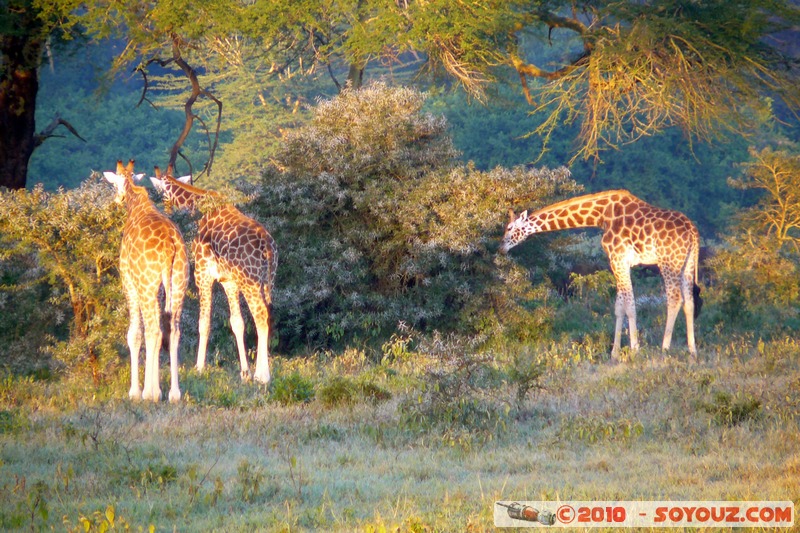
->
500, 189, 700, 360
103, 160, 189, 401
148, 166, 278, 384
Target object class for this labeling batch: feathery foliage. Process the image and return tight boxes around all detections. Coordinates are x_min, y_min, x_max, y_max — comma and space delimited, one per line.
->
0, 179, 126, 382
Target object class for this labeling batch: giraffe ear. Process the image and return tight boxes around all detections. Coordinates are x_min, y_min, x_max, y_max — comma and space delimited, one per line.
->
520, 210, 528, 219
103, 171, 121, 184
177, 175, 192, 184
149, 176, 165, 193
132, 173, 145, 182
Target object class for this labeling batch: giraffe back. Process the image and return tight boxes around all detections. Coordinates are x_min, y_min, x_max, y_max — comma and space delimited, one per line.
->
197, 205, 278, 294
119, 179, 189, 309
597, 192, 699, 276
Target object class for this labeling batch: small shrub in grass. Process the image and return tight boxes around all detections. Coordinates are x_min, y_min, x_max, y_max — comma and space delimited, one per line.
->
317, 376, 358, 409
180, 368, 245, 408
237, 459, 264, 504
699, 390, 762, 427
357, 380, 392, 404
558, 415, 645, 444
269, 372, 315, 405
506, 348, 547, 410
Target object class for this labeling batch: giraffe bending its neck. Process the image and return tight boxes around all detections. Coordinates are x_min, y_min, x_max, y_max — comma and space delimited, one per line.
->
501, 190, 700, 360
150, 166, 278, 384
103, 160, 189, 401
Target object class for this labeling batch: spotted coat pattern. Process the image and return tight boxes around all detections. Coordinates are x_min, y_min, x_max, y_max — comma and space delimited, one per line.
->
501, 190, 699, 359
150, 168, 277, 383
104, 160, 188, 402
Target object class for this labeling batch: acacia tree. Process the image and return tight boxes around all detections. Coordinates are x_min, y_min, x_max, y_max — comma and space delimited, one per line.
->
344, 0, 800, 161
16, 0, 800, 186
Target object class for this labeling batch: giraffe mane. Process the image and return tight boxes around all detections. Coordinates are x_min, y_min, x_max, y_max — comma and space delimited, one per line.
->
526, 189, 637, 217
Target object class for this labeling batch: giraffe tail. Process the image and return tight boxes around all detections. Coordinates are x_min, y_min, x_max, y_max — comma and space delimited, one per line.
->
160, 239, 182, 350
691, 234, 703, 319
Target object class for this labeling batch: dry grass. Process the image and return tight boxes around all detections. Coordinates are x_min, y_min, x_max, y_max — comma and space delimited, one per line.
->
0, 338, 798, 531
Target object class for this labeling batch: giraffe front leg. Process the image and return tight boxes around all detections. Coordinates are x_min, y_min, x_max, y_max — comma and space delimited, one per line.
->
126, 306, 143, 401
612, 292, 625, 360
222, 281, 250, 382
626, 291, 639, 353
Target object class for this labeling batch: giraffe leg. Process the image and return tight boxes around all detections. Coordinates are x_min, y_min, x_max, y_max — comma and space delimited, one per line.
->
681, 274, 697, 359
611, 265, 637, 359
126, 302, 143, 401
661, 273, 682, 353
612, 292, 625, 360
142, 299, 162, 402
167, 286, 185, 403
221, 281, 251, 382
195, 271, 214, 374
243, 287, 271, 384
624, 288, 639, 353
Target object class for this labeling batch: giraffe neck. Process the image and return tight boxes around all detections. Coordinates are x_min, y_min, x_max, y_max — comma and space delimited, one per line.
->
163, 176, 214, 212
526, 190, 638, 233
123, 177, 155, 218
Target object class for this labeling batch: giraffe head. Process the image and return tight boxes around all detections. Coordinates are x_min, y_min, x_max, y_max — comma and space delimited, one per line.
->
500, 208, 540, 254
150, 165, 192, 194
103, 160, 144, 204
149, 165, 195, 212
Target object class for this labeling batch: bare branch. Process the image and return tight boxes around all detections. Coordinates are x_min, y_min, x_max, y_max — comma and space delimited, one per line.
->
34, 115, 87, 148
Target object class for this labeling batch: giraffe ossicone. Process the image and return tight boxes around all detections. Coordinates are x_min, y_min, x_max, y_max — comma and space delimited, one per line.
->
104, 160, 189, 402
502, 189, 700, 360
149, 165, 277, 384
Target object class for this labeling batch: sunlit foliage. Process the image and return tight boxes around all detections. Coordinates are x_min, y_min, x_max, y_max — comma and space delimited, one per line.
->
0, 179, 126, 382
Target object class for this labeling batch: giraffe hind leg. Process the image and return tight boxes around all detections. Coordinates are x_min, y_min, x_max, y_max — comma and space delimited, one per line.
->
126, 302, 143, 401
141, 298, 163, 402
243, 286, 271, 384
661, 276, 682, 353
682, 276, 697, 358
221, 280, 251, 382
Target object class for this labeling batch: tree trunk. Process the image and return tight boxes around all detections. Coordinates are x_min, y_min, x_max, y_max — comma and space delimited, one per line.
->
0, 31, 42, 190
347, 62, 364, 89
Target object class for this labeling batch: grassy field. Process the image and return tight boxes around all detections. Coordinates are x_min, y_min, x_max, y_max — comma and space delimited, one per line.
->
1, 333, 798, 532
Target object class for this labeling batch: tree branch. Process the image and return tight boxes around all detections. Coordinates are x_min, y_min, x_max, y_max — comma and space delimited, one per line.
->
33, 115, 87, 148
136, 38, 223, 181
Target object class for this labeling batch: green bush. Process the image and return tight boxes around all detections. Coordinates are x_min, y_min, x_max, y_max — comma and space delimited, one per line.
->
700, 390, 762, 427
705, 144, 800, 339
0, 180, 126, 383
316, 376, 359, 409
269, 372, 315, 405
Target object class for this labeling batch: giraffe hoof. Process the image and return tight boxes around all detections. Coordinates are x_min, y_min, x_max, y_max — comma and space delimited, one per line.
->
129, 388, 142, 401
253, 372, 271, 385
143, 389, 162, 402
240, 370, 252, 383
169, 389, 181, 403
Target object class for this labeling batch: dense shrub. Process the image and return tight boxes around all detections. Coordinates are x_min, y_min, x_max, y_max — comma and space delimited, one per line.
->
706, 144, 800, 336
253, 82, 581, 352
0, 180, 126, 383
